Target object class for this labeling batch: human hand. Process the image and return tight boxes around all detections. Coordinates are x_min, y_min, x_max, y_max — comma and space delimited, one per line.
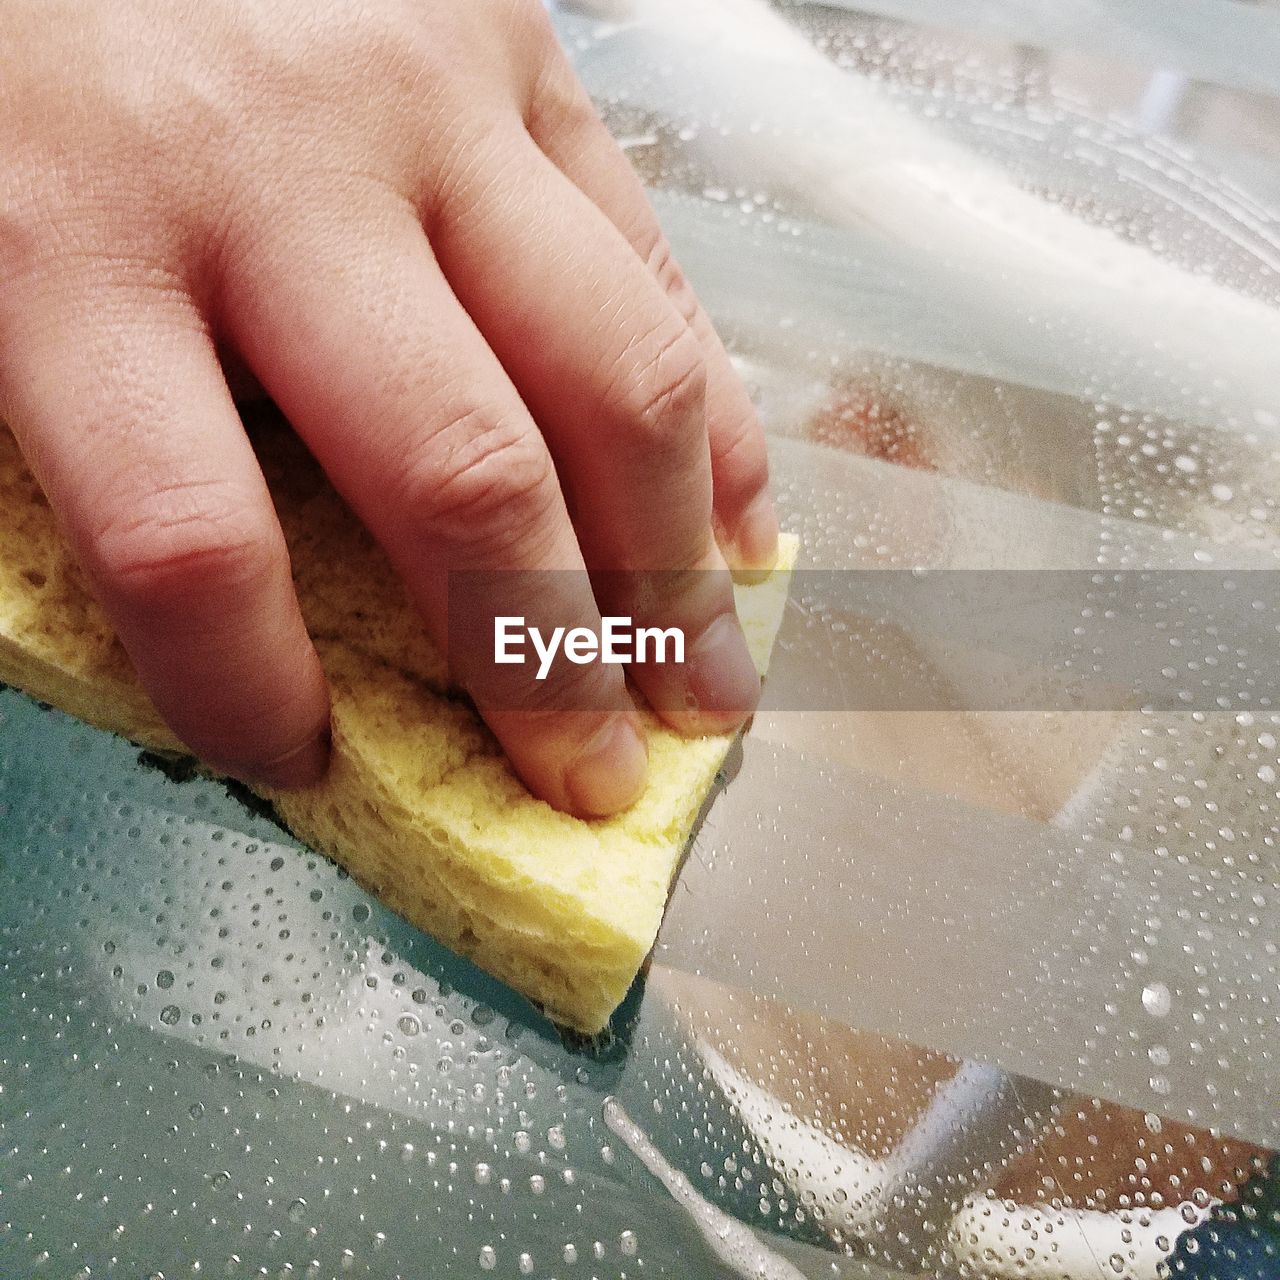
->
0, 0, 778, 816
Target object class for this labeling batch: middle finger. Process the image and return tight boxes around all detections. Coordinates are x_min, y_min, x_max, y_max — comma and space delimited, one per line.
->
420, 131, 761, 733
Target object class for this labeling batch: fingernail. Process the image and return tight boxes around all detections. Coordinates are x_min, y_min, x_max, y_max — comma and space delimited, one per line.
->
730, 494, 780, 575
566, 714, 648, 817
685, 612, 761, 726
254, 725, 331, 790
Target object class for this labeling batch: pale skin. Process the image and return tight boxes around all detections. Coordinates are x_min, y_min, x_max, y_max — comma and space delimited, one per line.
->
0, 0, 779, 817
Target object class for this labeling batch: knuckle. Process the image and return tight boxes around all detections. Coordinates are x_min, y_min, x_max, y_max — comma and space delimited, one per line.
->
346, 17, 455, 120
617, 326, 706, 450
522, 39, 595, 141
394, 414, 558, 553
716, 414, 772, 500
90, 492, 281, 617
640, 231, 699, 326
516, 659, 618, 718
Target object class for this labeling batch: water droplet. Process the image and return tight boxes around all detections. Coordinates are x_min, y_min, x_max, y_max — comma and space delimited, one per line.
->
287, 1199, 307, 1224
159, 1005, 181, 1026
478, 1245, 497, 1271
619, 1230, 638, 1256
1141, 981, 1172, 1017
156, 969, 174, 989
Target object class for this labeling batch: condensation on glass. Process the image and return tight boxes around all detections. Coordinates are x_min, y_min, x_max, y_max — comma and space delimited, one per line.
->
2, 2, 1278, 1277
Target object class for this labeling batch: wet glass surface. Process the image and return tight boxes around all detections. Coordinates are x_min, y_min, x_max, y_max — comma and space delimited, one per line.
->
3, 3, 1280, 1277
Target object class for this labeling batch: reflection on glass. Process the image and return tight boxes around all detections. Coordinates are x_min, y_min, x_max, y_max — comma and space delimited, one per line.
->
2, 1, 1279, 1276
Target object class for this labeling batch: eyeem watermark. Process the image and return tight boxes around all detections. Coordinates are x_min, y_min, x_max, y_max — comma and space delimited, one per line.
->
461, 568, 1280, 712
494, 616, 685, 680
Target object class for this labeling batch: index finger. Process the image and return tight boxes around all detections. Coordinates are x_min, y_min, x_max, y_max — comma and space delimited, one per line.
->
0, 269, 332, 787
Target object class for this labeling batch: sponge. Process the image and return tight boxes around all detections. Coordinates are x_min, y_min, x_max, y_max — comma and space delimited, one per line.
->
0, 418, 795, 1032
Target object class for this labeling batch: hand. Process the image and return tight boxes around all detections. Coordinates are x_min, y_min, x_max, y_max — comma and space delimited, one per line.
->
0, 0, 778, 816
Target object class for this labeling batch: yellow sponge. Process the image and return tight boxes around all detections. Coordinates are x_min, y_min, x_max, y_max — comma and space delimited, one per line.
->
0, 419, 795, 1032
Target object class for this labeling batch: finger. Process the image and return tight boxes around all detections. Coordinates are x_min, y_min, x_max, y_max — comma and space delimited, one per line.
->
0, 271, 331, 787
218, 196, 647, 817
423, 137, 760, 735
525, 45, 779, 572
